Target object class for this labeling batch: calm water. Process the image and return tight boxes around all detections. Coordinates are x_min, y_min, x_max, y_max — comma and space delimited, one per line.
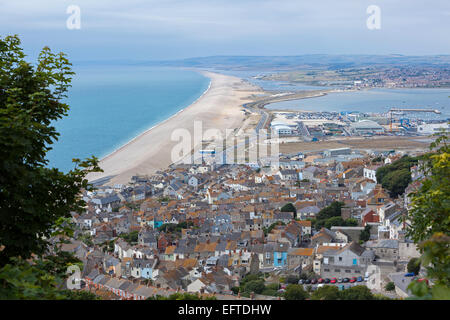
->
265, 87, 450, 119
47, 66, 210, 172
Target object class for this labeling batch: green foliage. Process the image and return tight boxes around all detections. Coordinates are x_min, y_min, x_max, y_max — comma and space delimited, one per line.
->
359, 225, 371, 242
0, 254, 99, 300
407, 133, 450, 243
243, 280, 266, 294
265, 283, 280, 291
147, 292, 216, 300
339, 285, 374, 300
376, 155, 418, 198
261, 288, 278, 297
310, 285, 376, 300
60, 290, 101, 300
286, 275, 300, 284
119, 231, 139, 244
158, 221, 194, 234
283, 284, 309, 300
313, 203, 356, 230
280, 203, 297, 218
407, 257, 421, 275
406, 132, 450, 300
385, 282, 395, 291
310, 285, 340, 300
78, 233, 94, 247
316, 201, 344, 220
263, 221, 285, 236
0, 35, 102, 265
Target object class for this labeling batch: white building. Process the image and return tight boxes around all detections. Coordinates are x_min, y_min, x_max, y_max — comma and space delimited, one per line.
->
417, 123, 449, 135
363, 165, 380, 182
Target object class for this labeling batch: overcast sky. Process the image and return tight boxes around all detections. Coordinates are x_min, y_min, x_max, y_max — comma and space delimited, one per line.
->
1, 0, 450, 61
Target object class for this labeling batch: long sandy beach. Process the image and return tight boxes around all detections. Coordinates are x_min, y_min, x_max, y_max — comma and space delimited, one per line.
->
86, 71, 260, 185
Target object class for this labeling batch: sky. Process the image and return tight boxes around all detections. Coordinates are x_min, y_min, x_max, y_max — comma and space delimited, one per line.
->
1, 0, 450, 61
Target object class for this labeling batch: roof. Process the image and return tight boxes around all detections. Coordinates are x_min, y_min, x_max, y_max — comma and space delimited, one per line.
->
289, 248, 314, 256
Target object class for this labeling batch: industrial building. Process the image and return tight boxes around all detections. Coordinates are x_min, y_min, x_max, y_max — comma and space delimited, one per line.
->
350, 120, 384, 135
417, 123, 449, 135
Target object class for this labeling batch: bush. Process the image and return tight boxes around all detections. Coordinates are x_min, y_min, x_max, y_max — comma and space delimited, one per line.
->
286, 275, 300, 284
376, 155, 418, 198
407, 257, 421, 275
311, 285, 340, 300
283, 284, 309, 300
385, 282, 395, 291
266, 283, 280, 291
261, 289, 278, 297
243, 280, 265, 294
340, 285, 374, 300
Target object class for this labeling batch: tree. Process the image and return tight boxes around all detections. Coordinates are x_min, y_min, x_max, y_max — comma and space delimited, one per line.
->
385, 282, 395, 291
280, 203, 297, 218
407, 257, 421, 275
243, 280, 265, 294
119, 231, 139, 244
310, 285, 340, 300
316, 201, 344, 220
340, 285, 374, 300
407, 133, 450, 243
376, 155, 418, 198
0, 35, 102, 265
263, 221, 285, 236
283, 284, 309, 300
286, 275, 300, 284
359, 225, 371, 242
324, 216, 345, 229
406, 132, 450, 300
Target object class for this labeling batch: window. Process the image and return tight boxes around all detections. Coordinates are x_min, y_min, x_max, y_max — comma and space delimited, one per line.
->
345, 270, 351, 273
335, 269, 340, 272
324, 268, 330, 272
338, 257, 342, 262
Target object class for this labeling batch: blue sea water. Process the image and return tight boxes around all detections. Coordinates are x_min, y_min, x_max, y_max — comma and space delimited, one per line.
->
46, 66, 210, 172
265, 87, 450, 119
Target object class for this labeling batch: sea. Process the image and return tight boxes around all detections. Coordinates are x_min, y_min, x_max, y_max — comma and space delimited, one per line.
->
47, 65, 450, 172
46, 65, 210, 172
216, 68, 450, 119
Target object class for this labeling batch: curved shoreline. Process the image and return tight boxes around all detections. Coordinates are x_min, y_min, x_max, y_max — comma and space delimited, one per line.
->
87, 71, 260, 185
99, 78, 212, 163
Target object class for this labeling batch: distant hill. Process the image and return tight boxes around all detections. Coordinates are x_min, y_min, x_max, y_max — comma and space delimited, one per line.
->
139, 54, 450, 71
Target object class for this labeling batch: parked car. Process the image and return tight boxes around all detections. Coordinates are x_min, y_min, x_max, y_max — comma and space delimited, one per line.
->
330, 277, 337, 284
357, 276, 363, 282
311, 279, 318, 284
305, 279, 311, 284
317, 284, 325, 288
318, 278, 324, 284
298, 279, 305, 285
324, 278, 331, 283
343, 278, 350, 283
404, 272, 415, 277
350, 277, 357, 283
338, 277, 343, 283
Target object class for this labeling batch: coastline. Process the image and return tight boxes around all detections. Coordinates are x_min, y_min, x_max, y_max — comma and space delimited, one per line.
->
87, 71, 260, 185
97, 79, 213, 163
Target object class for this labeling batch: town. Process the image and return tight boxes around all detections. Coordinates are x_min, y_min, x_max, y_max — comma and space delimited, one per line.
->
59, 143, 430, 300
